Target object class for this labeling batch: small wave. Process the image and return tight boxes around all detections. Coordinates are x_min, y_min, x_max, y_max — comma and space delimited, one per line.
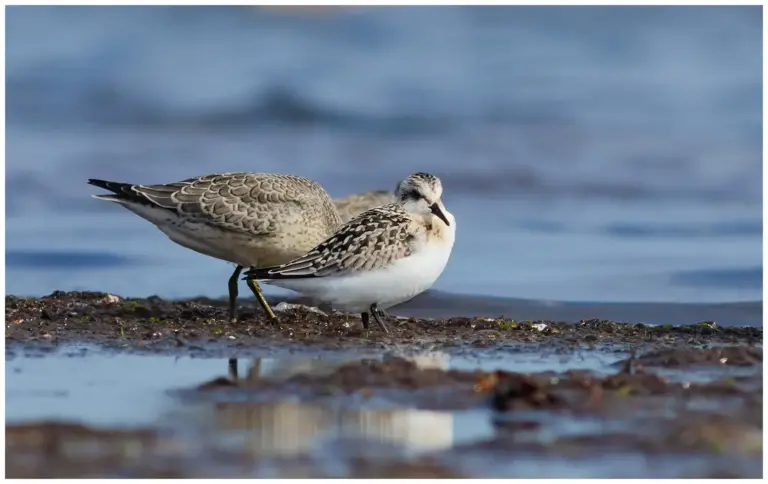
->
7, 81, 453, 135
670, 267, 762, 290
6, 250, 141, 269
603, 221, 762, 238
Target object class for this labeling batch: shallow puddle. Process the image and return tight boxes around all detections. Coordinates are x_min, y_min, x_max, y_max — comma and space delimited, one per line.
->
6, 344, 625, 424
6, 343, 761, 478
6, 347, 491, 476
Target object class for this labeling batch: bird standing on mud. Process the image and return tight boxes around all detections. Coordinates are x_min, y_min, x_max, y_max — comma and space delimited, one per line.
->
245, 172, 456, 333
88, 172, 387, 324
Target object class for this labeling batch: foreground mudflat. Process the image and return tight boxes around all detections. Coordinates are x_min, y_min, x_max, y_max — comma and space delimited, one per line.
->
5, 292, 764, 478
6, 291, 761, 349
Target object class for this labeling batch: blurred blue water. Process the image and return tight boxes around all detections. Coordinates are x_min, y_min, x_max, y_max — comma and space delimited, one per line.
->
5, 6, 763, 308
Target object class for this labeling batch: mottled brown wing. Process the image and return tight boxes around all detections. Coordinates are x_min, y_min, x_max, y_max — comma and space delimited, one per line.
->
131, 172, 330, 235
266, 205, 416, 278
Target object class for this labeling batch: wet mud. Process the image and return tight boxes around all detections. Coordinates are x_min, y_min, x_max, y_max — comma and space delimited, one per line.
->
5, 292, 763, 478
5, 291, 761, 350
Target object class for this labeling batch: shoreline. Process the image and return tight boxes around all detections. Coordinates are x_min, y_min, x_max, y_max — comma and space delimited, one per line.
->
5, 291, 762, 349
7, 288, 762, 330
6, 291, 763, 478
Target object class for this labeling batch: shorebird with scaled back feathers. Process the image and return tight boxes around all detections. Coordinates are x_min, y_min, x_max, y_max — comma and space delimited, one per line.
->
244, 172, 456, 333
87, 172, 381, 324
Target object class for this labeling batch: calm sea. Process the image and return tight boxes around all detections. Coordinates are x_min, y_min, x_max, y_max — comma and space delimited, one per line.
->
6, 6, 762, 317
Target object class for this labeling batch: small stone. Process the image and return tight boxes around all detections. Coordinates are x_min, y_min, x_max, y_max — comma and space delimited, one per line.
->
99, 294, 121, 304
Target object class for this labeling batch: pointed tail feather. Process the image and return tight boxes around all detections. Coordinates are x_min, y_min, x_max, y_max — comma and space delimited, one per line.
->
88, 178, 133, 194
91, 193, 125, 203
88, 178, 151, 206
244, 266, 314, 281
244, 266, 278, 280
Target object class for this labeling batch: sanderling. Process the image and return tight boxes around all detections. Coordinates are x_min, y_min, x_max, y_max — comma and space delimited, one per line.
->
88, 172, 343, 323
333, 190, 395, 223
244, 172, 456, 333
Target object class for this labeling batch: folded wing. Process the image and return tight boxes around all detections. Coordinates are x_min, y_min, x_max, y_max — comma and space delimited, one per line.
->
246, 205, 416, 280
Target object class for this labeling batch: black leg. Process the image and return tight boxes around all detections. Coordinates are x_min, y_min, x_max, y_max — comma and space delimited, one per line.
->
228, 266, 243, 323
228, 358, 238, 380
370, 304, 391, 334
361, 312, 370, 330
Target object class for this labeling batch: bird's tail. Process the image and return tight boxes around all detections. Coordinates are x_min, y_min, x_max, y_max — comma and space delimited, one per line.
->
88, 179, 137, 203
244, 266, 281, 281
88, 178, 131, 193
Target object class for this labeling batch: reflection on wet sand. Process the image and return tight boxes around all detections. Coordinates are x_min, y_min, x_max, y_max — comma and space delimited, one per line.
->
228, 352, 450, 380
219, 354, 453, 456
214, 401, 453, 456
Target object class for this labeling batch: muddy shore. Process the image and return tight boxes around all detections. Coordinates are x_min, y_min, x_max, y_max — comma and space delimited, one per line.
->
5, 292, 764, 478
6, 291, 762, 349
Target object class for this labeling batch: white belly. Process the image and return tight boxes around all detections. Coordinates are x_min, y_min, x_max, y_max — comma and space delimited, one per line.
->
265, 213, 456, 313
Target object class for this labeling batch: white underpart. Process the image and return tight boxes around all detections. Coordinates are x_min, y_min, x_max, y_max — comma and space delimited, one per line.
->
262, 211, 456, 313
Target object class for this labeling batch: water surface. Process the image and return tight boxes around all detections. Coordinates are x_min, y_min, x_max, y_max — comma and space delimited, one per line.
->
7, 343, 760, 478
5, 6, 762, 313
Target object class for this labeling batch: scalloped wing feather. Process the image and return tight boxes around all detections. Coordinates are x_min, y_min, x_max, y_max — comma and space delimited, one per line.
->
266, 205, 418, 278
128, 172, 338, 235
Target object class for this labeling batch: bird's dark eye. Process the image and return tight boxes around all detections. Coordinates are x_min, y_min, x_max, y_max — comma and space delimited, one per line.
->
401, 189, 421, 201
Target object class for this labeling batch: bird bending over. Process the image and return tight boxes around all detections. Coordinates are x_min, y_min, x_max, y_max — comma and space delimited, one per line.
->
244, 172, 456, 333
88, 172, 343, 323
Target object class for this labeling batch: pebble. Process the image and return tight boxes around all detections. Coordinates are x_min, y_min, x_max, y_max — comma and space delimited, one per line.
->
99, 294, 121, 305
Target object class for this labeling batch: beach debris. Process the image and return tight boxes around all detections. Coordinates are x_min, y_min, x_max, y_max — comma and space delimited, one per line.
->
98, 294, 121, 305
274, 302, 328, 316
478, 371, 565, 411
614, 347, 761, 368
474, 372, 500, 393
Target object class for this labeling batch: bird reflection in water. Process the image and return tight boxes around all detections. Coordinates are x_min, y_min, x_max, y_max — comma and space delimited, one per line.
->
219, 354, 453, 456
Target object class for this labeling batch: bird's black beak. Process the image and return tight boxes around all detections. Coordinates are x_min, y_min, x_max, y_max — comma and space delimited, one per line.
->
430, 203, 450, 226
